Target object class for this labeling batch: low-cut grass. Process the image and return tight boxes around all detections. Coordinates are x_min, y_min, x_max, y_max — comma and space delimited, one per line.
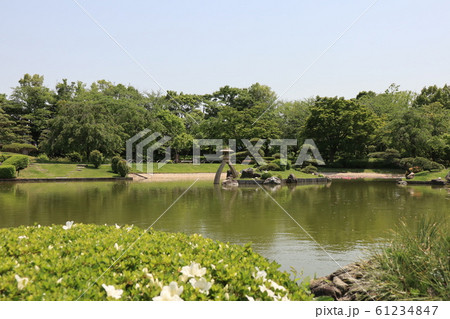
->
17, 163, 119, 179
402, 170, 448, 181
364, 218, 449, 300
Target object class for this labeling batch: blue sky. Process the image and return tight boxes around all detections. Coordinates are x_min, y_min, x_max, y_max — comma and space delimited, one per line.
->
1, 0, 449, 100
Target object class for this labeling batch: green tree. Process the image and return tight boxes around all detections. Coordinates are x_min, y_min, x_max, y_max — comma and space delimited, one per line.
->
304, 97, 379, 162
413, 84, 450, 109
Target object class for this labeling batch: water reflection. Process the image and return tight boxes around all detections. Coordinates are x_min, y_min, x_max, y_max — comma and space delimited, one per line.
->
0, 180, 448, 277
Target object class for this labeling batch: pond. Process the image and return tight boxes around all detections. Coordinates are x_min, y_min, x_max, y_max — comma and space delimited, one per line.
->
0, 180, 448, 278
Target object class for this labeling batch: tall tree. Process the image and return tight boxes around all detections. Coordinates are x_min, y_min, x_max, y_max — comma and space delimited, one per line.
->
304, 97, 379, 162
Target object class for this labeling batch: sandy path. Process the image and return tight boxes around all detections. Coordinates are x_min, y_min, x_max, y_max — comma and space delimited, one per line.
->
321, 172, 403, 179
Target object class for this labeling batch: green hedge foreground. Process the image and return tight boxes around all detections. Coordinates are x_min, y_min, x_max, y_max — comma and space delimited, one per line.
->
0, 224, 315, 301
0, 165, 16, 178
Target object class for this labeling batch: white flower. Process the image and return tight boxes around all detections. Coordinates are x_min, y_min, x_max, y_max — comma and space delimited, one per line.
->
126, 225, 133, 232
115, 224, 121, 229
259, 285, 276, 298
34, 265, 40, 271
210, 264, 216, 270
178, 253, 182, 257
18, 236, 28, 240
102, 284, 123, 300
15, 275, 29, 290
180, 262, 206, 278
56, 277, 63, 284
268, 279, 286, 292
48, 245, 53, 250
225, 292, 230, 300
153, 282, 184, 301
143, 270, 163, 288
253, 267, 267, 281
189, 277, 212, 295
246, 295, 255, 301
135, 283, 140, 289
114, 243, 122, 251
62, 221, 74, 230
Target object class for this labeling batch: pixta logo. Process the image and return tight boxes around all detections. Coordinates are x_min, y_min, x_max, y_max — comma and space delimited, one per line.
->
126, 129, 171, 174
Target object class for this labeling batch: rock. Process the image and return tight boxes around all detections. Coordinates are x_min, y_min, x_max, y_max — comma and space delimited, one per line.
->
406, 172, 415, 179
332, 276, 349, 293
222, 178, 238, 187
226, 170, 233, 178
397, 180, 407, 185
263, 176, 281, 185
240, 168, 261, 179
286, 173, 297, 183
309, 277, 330, 290
338, 273, 357, 285
311, 283, 342, 300
431, 178, 446, 185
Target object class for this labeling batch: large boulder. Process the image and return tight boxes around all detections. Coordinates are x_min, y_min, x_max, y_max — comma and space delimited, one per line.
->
240, 168, 261, 179
222, 178, 238, 187
263, 176, 281, 185
406, 172, 415, 179
286, 173, 297, 183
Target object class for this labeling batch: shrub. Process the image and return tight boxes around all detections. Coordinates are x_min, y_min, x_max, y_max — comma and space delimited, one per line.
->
2, 155, 30, 171
301, 165, 318, 174
260, 172, 272, 180
271, 159, 291, 171
398, 157, 444, 172
117, 160, 130, 177
89, 150, 104, 168
36, 154, 49, 163
0, 154, 11, 162
258, 162, 281, 172
0, 165, 16, 179
272, 153, 281, 159
0, 224, 314, 301
111, 156, 122, 173
1, 143, 37, 155
67, 152, 83, 163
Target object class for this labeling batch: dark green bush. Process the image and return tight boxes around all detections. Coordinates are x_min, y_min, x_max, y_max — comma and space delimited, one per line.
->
67, 152, 82, 163
301, 165, 318, 174
0, 154, 11, 162
36, 154, 49, 163
2, 143, 38, 155
260, 172, 272, 180
117, 159, 130, 177
0, 224, 314, 301
89, 150, 104, 168
0, 165, 16, 179
2, 155, 30, 171
258, 162, 281, 171
271, 159, 291, 171
272, 153, 281, 159
398, 157, 444, 172
111, 156, 122, 173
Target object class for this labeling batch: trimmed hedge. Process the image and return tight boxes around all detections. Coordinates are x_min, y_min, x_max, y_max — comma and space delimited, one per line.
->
1, 143, 37, 155
117, 159, 129, 177
89, 150, 104, 169
2, 155, 30, 171
0, 224, 314, 301
0, 165, 16, 178
111, 156, 122, 173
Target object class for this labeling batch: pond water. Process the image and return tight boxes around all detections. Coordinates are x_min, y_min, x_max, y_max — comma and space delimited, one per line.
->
0, 180, 448, 278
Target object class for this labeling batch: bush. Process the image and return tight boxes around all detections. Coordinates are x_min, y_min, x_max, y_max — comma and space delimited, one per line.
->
271, 159, 291, 171
258, 162, 281, 172
2, 155, 30, 171
89, 150, 104, 168
117, 160, 130, 177
111, 156, 122, 173
67, 152, 83, 163
0, 165, 16, 179
301, 165, 318, 174
398, 157, 444, 172
0, 154, 11, 163
272, 153, 281, 159
260, 172, 272, 180
36, 154, 49, 163
1, 143, 38, 155
0, 224, 314, 301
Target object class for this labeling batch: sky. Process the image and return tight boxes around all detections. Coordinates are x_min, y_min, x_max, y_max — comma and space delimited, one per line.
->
1, 0, 449, 100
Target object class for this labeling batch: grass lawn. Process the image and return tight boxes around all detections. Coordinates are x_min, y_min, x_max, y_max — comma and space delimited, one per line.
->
18, 163, 119, 178
402, 169, 449, 181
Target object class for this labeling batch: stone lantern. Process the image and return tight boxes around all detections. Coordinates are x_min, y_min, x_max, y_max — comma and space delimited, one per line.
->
213, 148, 238, 184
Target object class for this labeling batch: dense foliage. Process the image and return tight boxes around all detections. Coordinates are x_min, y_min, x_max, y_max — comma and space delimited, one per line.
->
0, 224, 314, 301
2, 155, 30, 171
89, 150, 104, 169
1, 143, 37, 155
0, 165, 16, 178
1, 74, 449, 166
116, 159, 129, 177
